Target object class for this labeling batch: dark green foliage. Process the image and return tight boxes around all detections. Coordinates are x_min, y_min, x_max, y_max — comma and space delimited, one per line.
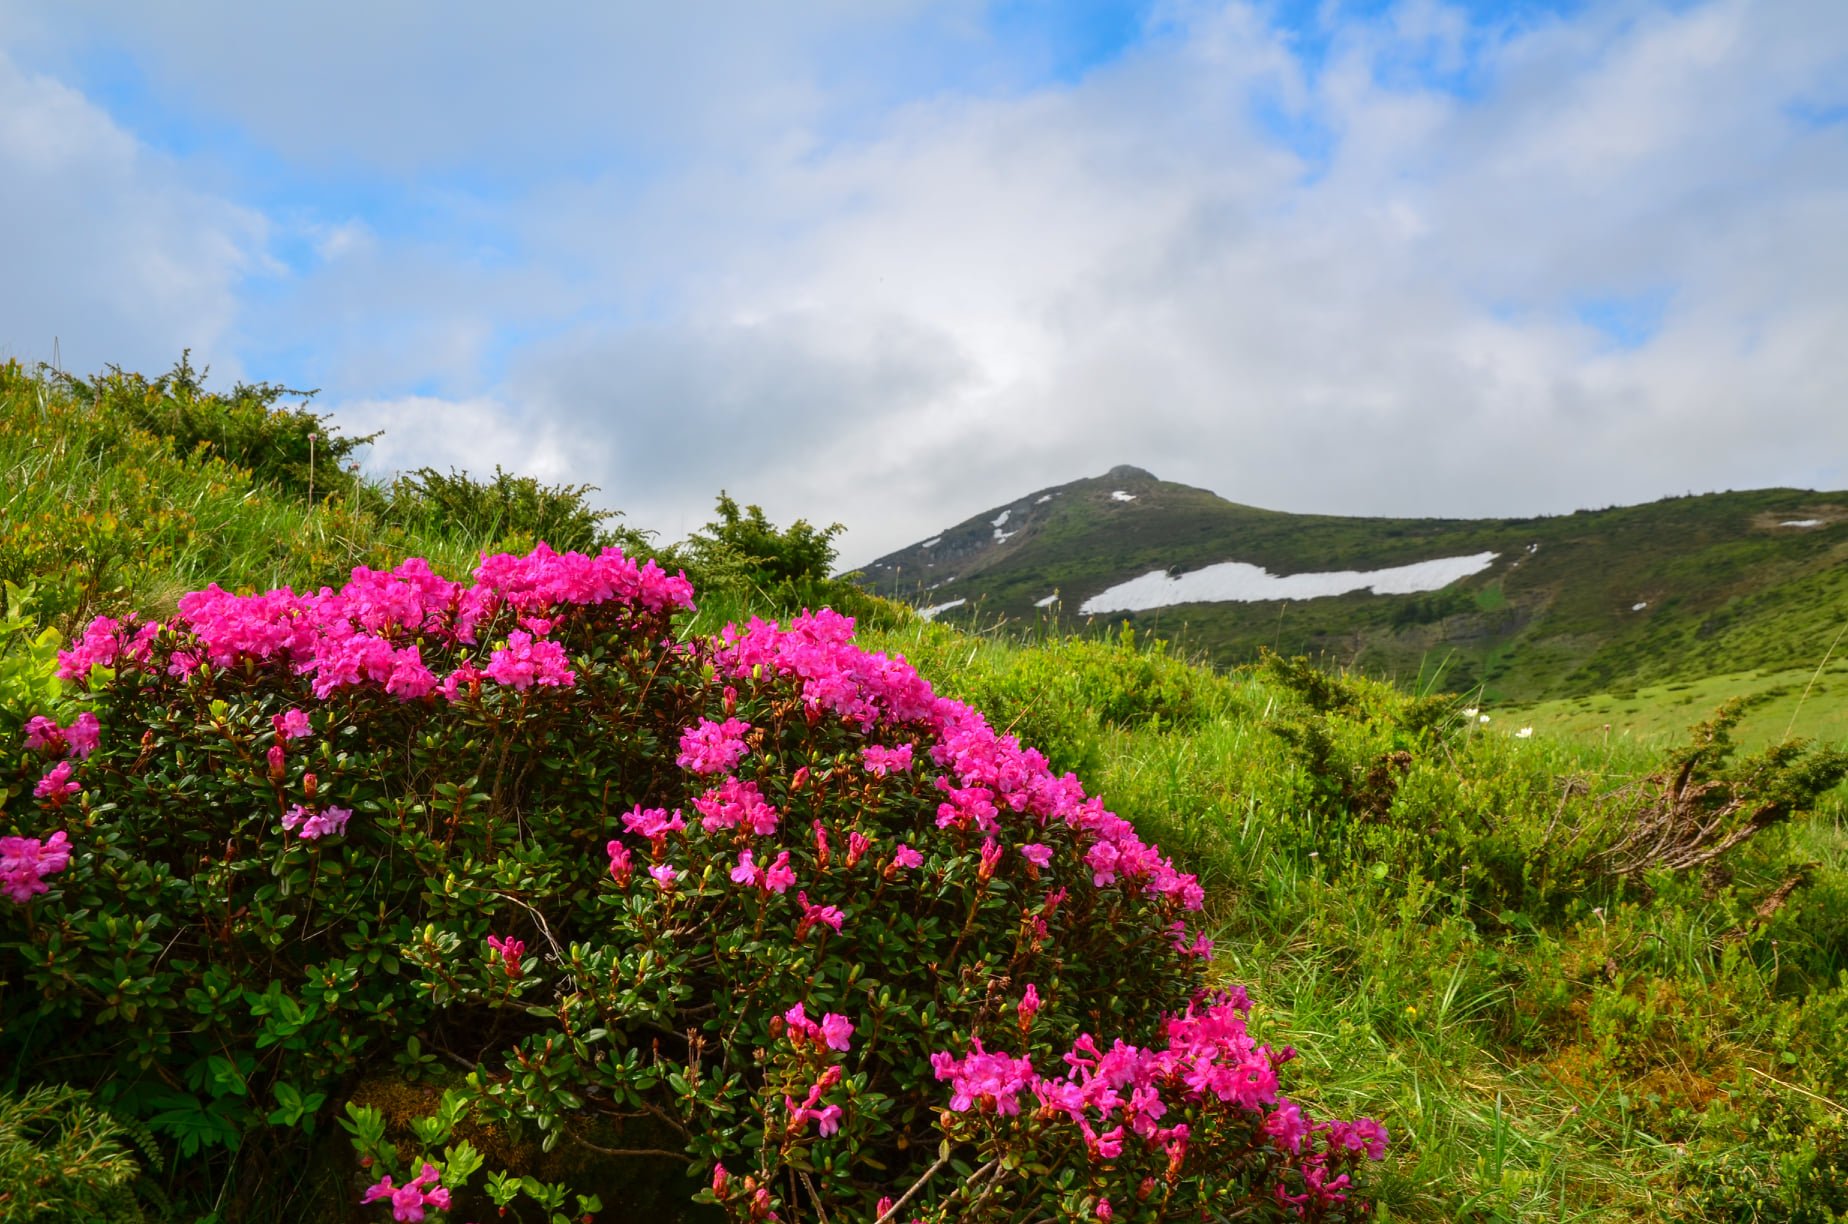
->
381, 465, 639, 555
61, 353, 369, 506
678, 492, 844, 588
0, 1085, 148, 1222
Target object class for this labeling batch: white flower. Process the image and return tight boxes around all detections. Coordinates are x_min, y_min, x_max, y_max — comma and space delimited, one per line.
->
1462, 707, 1478, 717
1515, 727, 1533, 739
1479, 714, 1490, 724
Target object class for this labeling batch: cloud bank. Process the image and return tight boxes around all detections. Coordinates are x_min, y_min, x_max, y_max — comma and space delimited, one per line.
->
2, 0, 1844, 567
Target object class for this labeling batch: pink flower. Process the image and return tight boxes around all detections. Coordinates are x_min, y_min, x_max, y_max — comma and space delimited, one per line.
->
931, 1039, 1037, 1115
23, 716, 60, 752
730, 850, 762, 887
1096, 1197, 1113, 1219
649, 863, 678, 889
796, 891, 845, 938
820, 1012, 855, 1052
487, 935, 525, 978
61, 714, 101, 760
845, 830, 871, 868
977, 837, 1003, 882
266, 745, 287, 776
281, 805, 351, 840
1018, 984, 1041, 1027
622, 805, 686, 841
676, 717, 753, 774
361, 1162, 450, 1222
606, 840, 633, 885
0, 831, 71, 904
813, 820, 830, 867
485, 630, 575, 690
891, 843, 923, 870
1020, 842, 1053, 868
693, 776, 779, 835
274, 708, 312, 740
763, 851, 796, 895
33, 761, 79, 802
861, 743, 914, 776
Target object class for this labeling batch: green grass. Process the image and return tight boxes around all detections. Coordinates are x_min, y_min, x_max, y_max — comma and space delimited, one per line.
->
8, 357, 1848, 1222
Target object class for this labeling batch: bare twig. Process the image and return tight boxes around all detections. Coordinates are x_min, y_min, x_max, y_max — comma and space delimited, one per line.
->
874, 1150, 956, 1224
563, 1126, 694, 1162
799, 1172, 832, 1224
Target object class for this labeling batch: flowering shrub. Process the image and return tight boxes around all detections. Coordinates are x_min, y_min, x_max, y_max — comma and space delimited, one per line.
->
0, 544, 1384, 1221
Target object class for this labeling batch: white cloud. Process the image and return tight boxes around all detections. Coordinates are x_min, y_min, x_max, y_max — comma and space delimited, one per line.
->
2, 2, 1847, 572
0, 49, 267, 376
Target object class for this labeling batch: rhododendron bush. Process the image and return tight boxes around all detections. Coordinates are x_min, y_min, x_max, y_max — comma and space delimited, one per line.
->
0, 545, 1384, 1221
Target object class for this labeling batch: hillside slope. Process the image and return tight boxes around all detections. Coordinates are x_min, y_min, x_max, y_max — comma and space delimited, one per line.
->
855, 466, 1848, 701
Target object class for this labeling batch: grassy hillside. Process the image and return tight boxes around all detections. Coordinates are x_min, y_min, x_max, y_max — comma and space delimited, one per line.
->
857, 465, 1848, 705
6, 358, 1848, 1223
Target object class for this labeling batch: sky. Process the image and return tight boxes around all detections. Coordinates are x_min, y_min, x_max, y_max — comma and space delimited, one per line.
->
1, 0, 1844, 568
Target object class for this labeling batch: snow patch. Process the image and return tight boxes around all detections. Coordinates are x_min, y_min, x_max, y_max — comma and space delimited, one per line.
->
1782, 519, 1822, 528
1078, 552, 1499, 615
918, 599, 966, 621
1036, 494, 1054, 504
1111, 491, 1136, 502
1034, 592, 1058, 608
921, 537, 942, 549
1633, 601, 1648, 611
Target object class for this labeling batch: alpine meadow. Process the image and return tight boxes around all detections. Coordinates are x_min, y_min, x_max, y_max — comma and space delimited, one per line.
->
5, 358, 1848, 1224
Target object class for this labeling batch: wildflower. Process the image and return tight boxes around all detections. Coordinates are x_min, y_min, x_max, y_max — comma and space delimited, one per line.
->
361, 1162, 450, 1222
649, 863, 678, 889
1019, 842, 1053, 869
891, 843, 923, 871
676, 716, 753, 774
621, 805, 686, 842
762, 851, 796, 895
606, 840, 633, 885
978, 837, 1003, 882
0, 831, 71, 904
485, 631, 575, 690
845, 830, 871, 868
1516, 726, 1534, 738
33, 761, 80, 802
23, 716, 60, 752
1096, 1197, 1113, 1219
731, 850, 763, 887
813, 820, 831, 867
1461, 707, 1478, 717
63, 713, 102, 759
931, 1040, 1037, 1115
281, 805, 351, 840
861, 743, 914, 776
694, 777, 779, 835
266, 745, 286, 776
1018, 984, 1041, 1028
795, 891, 845, 938
486, 935, 525, 978
820, 1012, 855, 1052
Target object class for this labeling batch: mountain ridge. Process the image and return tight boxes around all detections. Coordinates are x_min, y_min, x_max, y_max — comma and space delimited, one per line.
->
852, 468, 1848, 702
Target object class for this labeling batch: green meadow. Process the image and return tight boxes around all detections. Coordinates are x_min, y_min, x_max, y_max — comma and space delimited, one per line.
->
5, 359, 1848, 1222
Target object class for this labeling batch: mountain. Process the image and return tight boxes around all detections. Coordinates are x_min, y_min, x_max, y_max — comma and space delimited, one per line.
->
852, 466, 1848, 701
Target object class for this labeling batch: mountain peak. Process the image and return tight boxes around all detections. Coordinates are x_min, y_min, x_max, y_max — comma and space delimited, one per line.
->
1103, 464, 1156, 482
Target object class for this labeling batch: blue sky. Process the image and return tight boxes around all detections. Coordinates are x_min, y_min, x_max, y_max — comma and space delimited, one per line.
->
1, 0, 1844, 562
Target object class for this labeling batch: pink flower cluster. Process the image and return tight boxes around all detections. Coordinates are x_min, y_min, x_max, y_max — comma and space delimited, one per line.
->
931, 990, 1387, 1215
785, 1065, 845, 1137
486, 934, 525, 978
677, 717, 754, 774
50, 615, 160, 681
783, 1003, 855, 1053
695, 777, 779, 835
24, 713, 101, 760
713, 609, 1210, 944
731, 848, 795, 893
361, 1163, 451, 1222
33, 761, 80, 802
860, 743, 913, 776
1, 831, 70, 904
281, 804, 352, 840
56, 545, 692, 703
